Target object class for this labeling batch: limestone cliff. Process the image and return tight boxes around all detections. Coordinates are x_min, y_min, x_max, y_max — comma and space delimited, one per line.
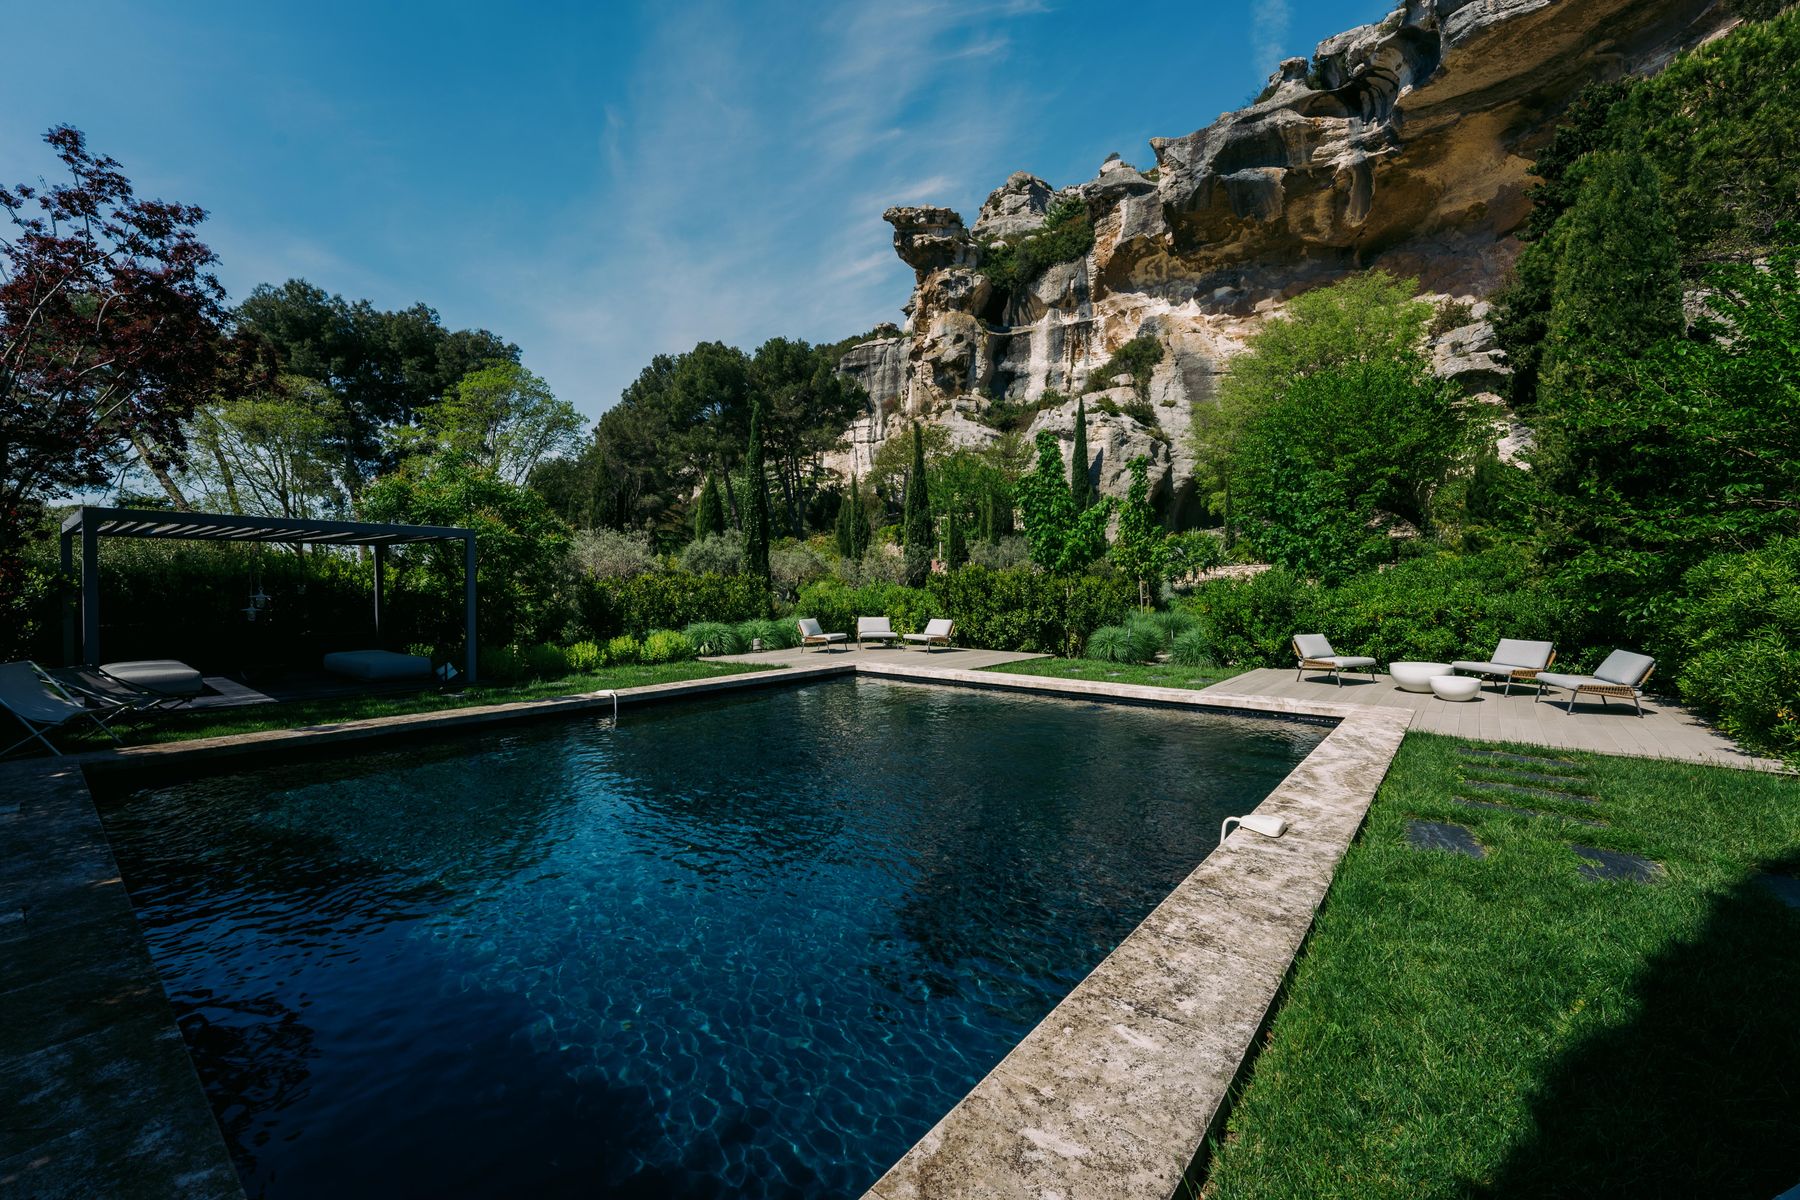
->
832, 0, 1735, 522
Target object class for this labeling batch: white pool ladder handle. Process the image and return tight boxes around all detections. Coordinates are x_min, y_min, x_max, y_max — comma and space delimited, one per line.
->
1220, 812, 1289, 846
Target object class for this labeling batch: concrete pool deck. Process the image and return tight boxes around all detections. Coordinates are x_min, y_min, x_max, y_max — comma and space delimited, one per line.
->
0, 651, 1770, 1199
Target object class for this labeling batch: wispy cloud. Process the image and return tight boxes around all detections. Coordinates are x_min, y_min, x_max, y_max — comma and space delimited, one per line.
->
1250, 0, 1293, 73
488, 0, 1048, 419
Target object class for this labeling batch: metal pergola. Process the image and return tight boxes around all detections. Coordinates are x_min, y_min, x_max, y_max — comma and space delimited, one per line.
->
60, 506, 479, 683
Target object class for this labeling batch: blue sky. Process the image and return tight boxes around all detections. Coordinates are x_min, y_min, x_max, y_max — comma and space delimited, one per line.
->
3, 0, 1376, 422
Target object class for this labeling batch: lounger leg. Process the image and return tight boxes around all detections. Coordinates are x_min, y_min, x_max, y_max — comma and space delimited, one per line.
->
1, 725, 63, 760
1634, 694, 1643, 717
1565, 691, 1577, 715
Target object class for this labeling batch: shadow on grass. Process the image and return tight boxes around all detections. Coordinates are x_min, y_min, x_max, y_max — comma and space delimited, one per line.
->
1469, 852, 1800, 1199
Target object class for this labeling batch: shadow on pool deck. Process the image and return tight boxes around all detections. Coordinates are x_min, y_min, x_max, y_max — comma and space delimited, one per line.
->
1469, 851, 1800, 1198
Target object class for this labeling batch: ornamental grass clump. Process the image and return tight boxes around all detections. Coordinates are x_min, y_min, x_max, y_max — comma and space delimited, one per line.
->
683, 621, 746, 656
737, 617, 799, 650
1084, 621, 1162, 663
1145, 608, 1199, 645
1169, 626, 1216, 667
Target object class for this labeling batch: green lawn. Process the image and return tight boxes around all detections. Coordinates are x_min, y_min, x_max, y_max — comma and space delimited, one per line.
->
64, 660, 770, 749
1197, 733, 1800, 1199
984, 656, 1245, 690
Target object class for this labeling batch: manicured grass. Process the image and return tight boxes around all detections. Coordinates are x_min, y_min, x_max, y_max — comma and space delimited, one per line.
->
1196, 734, 1800, 1199
984, 657, 1245, 690
63, 660, 770, 749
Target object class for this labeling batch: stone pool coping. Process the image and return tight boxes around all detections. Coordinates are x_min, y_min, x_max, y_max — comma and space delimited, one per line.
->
2, 658, 1406, 1199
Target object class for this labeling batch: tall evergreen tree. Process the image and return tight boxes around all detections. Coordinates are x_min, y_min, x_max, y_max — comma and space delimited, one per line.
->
901, 423, 933, 585
1111, 456, 1167, 610
945, 506, 967, 568
1533, 149, 1683, 542
1069, 395, 1094, 510
834, 475, 866, 559
694, 472, 726, 539
743, 398, 772, 586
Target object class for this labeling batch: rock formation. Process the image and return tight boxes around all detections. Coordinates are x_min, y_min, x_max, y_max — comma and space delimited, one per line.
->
832, 0, 1735, 522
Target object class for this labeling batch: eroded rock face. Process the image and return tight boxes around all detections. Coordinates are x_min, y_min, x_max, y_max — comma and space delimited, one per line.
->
835, 0, 1733, 518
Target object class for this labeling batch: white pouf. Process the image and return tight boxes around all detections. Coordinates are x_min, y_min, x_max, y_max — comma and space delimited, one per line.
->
1389, 661, 1453, 693
323, 649, 433, 682
1430, 675, 1482, 702
101, 659, 204, 696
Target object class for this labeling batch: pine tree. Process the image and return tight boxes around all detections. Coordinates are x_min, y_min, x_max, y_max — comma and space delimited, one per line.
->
694, 472, 726, 540
743, 398, 772, 586
1069, 395, 1094, 510
901, 424, 933, 586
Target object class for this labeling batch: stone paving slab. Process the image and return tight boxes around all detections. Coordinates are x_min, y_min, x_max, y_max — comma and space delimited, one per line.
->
1201, 669, 1782, 771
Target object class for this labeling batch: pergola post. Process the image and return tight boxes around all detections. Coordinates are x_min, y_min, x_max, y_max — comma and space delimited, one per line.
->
373, 544, 387, 647
60, 529, 75, 665
463, 534, 478, 684
81, 515, 100, 666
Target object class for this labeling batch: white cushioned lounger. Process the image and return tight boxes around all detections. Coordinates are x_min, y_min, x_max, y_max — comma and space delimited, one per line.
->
101, 659, 205, 697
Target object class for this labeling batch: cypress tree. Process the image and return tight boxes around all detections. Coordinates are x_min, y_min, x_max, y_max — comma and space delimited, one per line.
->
851, 479, 870, 559
743, 398, 772, 586
901, 424, 933, 586
834, 486, 855, 559
694, 472, 726, 540
946, 506, 967, 568
1069, 395, 1094, 510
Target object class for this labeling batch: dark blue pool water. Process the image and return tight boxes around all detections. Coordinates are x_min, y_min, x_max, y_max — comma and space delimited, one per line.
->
99, 678, 1323, 1199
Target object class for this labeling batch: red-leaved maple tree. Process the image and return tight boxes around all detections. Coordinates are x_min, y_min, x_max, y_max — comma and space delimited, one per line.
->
1, 125, 244, 561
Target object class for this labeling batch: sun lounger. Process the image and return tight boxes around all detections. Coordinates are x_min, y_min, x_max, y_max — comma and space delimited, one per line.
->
856, 616, 900, 648
1451, 639, 1556, 695
1535, 650, 1656, 716
47, 664, 192, 715
0, 661, 120, 758
1292, 634, 1378, 686
797, 617, 847, 651
903, 618, 954, 652
100, 658, 204, 697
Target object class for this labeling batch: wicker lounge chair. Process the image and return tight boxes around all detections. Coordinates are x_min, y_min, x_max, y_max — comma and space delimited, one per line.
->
1451, 639, 1557, 695
1535, 651, 1656, 716
856, 616, 900, 649
0, 662, 121, 758
903, 618, 954, 652
1292, 634, 1378, 686
797, 617, 847, 652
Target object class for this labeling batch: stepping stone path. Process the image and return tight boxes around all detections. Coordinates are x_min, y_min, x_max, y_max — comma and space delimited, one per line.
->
1457, 748, 1579, 770
1756, 873, 1800, 909
1453, 797, 1608, 829
1462, 779, 1599, 805
1461, 766, 1589, 788
1406, 819, 1485, 858
1573, 845, 1665, 883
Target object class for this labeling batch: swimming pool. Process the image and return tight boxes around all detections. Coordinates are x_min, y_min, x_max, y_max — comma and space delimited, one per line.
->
98, 678, 1325, 1199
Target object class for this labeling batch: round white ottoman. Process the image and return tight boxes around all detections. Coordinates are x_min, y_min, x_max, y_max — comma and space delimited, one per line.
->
1389, 661, 1453, 693
1430, 675, 1482, 702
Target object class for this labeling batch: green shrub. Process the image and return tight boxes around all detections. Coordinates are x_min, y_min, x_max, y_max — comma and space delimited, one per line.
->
1170, 626, 1216, 667
927, 565, 1136, 656
604, 634, 641, 665
1165, 530, 1226, 580
977, 198, 1094, 295
640, 629, 696, 664
736, 617, 799, 651
522, 642, 570, 678
1082, 335, 1165, 400
566, 640, 604, 673
1085, 622, 1161, 663
683, 621, 747, 656
481, 644, 526, 682
1673, 538, 1800, 761
794, 579, 936, 637
582, 571, 768, 639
